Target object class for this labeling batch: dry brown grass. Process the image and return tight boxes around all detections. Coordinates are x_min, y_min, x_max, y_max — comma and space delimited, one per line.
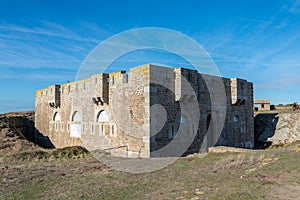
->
212, 152, 265, 171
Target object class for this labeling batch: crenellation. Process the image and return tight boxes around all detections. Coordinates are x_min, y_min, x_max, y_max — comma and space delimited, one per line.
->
35, 64, 254, 158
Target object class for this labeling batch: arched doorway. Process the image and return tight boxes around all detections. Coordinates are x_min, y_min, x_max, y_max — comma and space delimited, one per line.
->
96, 110, 109, 136
70, 111, 82, 138
206, 113, 214, 147
206, 114, 211, 132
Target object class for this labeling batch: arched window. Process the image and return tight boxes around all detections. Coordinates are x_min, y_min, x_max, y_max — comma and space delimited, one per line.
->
72, 111, 81, 122
97, 110, 109, 122
53, 112, 61, 121
70, 111, 82, 138
179, 115, 187, 124
233, 115, 239, 123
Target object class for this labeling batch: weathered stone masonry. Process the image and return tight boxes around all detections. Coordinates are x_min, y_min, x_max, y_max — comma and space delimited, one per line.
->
35, 64, 254, 158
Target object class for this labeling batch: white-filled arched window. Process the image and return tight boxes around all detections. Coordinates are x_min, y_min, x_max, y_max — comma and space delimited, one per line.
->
96, 110, 109, 136
53, 112, 61, 121
70, 111, 82, 138
97, 110, 109, 122
72, 111, 81, 122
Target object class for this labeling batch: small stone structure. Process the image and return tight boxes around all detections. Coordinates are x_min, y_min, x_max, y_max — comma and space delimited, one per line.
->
254, 100, 270, 111
35, 64, 254, 158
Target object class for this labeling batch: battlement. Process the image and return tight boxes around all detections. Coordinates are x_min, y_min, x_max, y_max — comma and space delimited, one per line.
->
35, 64, 254, 157
230, 78, 253, 106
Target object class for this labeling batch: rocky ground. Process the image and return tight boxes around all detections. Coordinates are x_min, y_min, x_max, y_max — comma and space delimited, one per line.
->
0, 111, 89, 161
0, 111, 299, 200
254, 109, 300, 148
0, 111, 38, 157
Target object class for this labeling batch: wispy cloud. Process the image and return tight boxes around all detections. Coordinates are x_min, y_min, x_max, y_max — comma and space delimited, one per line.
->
204, 3, 300, 75
0, 22, 100, 43
0, 21, 113, 72
288, 0, 300, 13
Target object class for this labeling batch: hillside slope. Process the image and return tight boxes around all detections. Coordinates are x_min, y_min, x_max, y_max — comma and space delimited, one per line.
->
0, 111, 39, 157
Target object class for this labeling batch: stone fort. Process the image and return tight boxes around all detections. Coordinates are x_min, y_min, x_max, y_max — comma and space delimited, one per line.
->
35, 64, 254, 158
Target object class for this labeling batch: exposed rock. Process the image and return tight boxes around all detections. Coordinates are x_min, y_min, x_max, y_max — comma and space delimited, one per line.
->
254, 111, 300, 147
0, 111, 89, 160
0, 111, 41, 157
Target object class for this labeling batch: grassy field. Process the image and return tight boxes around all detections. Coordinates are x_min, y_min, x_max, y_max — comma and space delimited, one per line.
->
1, 143, 300, 200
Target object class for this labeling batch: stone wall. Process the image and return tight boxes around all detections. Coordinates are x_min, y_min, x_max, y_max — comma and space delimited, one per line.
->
35, 64, 254, 158
35, 65, 151, 158
254, 100, 271, 111
148, 67, 254, 157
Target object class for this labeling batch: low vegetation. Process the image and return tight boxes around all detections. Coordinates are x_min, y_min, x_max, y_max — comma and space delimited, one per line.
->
1, 142, 299, 199
1, 112, 299, 199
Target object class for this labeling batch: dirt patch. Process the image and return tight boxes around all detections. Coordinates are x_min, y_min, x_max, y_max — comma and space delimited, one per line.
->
271, 185, 300, 200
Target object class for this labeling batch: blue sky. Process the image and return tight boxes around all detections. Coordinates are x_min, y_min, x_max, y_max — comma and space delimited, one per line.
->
1, 0, 300, 113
